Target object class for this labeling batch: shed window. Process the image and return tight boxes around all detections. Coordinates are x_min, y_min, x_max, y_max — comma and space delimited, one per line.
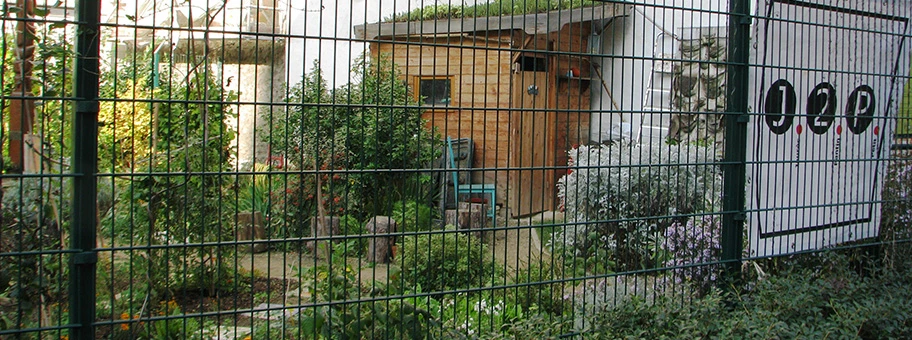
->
417, 77, 452, 106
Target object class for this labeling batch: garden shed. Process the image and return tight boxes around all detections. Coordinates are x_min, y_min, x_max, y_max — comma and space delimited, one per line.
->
354, 4, 627, 217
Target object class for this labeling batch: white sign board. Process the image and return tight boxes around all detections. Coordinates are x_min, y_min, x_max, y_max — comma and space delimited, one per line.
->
747, 0, 910, 256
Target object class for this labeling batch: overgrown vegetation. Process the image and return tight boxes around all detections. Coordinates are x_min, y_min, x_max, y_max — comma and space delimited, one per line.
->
583, 253, 912, 339
388, 0, 598, 22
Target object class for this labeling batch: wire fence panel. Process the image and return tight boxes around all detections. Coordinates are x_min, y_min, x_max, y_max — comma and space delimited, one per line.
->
1, 0, 911, 339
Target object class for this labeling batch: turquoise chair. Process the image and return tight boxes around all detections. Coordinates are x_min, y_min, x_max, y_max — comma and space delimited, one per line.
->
446, 137, 497, 220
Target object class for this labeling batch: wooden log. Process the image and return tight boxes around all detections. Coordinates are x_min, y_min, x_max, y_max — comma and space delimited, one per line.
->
237, 211, 267, 253
366, 216, 397, 264
445, 202, 487, 238
306, 216, 340, 258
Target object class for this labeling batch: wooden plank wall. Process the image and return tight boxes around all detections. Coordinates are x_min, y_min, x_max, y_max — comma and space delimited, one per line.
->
550, 23, 592, 183
371, 35, 513, 204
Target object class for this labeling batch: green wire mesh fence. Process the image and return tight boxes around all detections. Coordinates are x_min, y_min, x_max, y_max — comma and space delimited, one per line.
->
1, 0, 911, 338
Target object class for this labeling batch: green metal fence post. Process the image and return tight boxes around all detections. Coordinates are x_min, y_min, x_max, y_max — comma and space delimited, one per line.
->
70, 0, 101, 339
721, 0, 751, 286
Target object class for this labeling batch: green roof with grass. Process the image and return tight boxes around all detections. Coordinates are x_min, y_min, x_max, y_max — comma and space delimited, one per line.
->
387, 0, 599, 22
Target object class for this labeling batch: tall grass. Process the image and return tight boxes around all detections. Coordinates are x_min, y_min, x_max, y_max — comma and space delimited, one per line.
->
387, 0, 598, 22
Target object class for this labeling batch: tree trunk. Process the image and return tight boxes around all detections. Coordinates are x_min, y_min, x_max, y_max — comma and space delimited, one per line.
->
237, 212, 268, 253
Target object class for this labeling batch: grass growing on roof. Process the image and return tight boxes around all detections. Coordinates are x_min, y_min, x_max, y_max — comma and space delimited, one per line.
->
900, 72, 912, 135
387, 0, 598, 22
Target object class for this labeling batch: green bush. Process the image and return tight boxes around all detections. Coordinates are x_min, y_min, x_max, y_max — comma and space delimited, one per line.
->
512, 263, 566, 316
268, 57, 442, 220
391, 200, 437, 233
585, 255, 912, 339
398, 226, 493, 293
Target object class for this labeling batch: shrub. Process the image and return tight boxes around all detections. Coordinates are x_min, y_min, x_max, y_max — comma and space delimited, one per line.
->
586, 254, 912, 339
438, 290, 525, 337
398, 226, 493, 293
391, 200, 437, 233
556, 141, 721, 272
881, 158, 912, 266
512, 263, 567, 315
268, 57, 442, 219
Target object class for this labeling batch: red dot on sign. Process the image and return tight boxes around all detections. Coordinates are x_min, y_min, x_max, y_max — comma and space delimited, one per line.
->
874, 126, 880, 135
836, 125, 843, 135
796, 124, 803, 135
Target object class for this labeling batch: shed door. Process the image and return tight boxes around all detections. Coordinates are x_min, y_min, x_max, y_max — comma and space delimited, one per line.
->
510, 71, 553, 217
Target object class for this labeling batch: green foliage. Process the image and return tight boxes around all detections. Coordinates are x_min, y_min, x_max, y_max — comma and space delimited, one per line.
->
900, 71, 912, 135
100, 53, 239, 305
481, 313, 572, 340
585, 254, 912, 339
2, 26, 75, 170
880, 159, 912, 266
438, 290, 525, 337
268, 56, 442, 221
389, 0, 597, 22
0, 178, 70, 325
512, 263, 566, 316
391, 200, 437, 233
398, 227, 493, 293
297, 256, 443, 339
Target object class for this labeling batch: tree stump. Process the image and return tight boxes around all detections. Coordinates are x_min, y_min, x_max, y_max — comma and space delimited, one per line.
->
445, 202, 487, 238
237, 212, 267, 253
366, 216, 397, 264
306, 216, 340, 258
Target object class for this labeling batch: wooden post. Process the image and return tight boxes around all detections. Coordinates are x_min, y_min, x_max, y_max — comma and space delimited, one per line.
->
237, 212, 267, 253
366, 216, 396, 264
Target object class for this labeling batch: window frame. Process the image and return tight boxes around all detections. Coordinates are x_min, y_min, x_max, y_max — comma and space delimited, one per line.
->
414, 75, 454, 108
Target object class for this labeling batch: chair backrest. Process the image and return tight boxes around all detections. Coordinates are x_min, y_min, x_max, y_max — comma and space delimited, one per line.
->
446, 137, 460, 190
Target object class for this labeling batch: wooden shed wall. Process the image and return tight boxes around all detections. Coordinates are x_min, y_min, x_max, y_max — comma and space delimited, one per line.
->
370, 25, 593, 212
370, 35, 514, 203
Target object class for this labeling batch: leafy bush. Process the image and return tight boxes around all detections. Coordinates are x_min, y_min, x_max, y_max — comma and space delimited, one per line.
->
512, 263, 567, 315
268, 57, 441, 220
296, 256, 443, 339
586, 254, 912, 339
438, 290, 525, 337
398, 227, 493, 293
99, 53, 239, 304
391, 200, 437, 233
556, 142, 721, 272
881, 158, 912, 266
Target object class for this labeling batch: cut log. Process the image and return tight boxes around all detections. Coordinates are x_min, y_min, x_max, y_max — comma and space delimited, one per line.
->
366, 216, 397, 264
237, 211, 267, 253
306, 216, 340, 258
445, 202, 487, 238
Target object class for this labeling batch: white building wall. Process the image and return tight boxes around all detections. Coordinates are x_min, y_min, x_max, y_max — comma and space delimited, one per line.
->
590, 1, 728, 144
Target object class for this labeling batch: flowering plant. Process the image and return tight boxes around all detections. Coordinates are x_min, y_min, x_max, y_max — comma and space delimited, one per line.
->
555, 141, 721, 271
663, 215, 722, 293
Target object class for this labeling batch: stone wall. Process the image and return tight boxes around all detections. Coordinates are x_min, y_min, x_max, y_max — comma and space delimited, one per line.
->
667, 33, 726, 151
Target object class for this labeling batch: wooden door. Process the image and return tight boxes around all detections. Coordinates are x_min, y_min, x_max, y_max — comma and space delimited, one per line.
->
510, 71, 554, 217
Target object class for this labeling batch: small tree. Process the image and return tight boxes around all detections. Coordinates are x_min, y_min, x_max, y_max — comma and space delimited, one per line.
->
268, 56, 441, 225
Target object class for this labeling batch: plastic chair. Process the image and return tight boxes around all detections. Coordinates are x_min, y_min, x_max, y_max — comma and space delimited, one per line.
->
446, 136, 497, 220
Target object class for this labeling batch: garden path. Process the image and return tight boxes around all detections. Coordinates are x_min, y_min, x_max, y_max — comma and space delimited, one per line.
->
238, 210, 561, 283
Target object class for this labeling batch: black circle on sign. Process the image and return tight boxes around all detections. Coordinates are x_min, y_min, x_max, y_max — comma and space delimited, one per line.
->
845, 85, 876, 134
806, 82, 837, 134
764, 79, 797, 135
